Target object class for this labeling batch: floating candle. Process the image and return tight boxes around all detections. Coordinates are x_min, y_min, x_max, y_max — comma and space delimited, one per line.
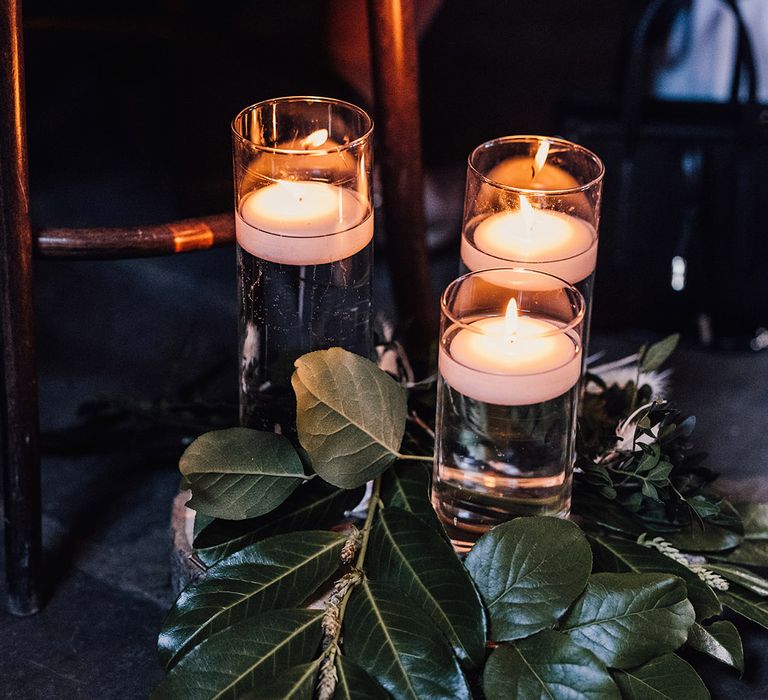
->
461, 194, 596, 285
439, 299, 581, 405
236, 180, 373, 265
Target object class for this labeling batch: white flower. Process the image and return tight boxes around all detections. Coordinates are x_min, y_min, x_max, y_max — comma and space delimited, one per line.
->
614, 401, 659, 452
588, 352, 672, 398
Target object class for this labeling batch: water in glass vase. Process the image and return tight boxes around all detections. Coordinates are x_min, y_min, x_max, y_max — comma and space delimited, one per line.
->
237, 236, 372, 435
432, 377, 578, 551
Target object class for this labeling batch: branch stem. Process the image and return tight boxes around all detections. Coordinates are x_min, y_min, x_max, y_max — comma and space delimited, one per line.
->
397, 453, 434, 462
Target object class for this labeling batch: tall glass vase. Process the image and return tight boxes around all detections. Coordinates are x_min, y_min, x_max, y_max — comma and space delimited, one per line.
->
232, 97, 374, 434
460, 135, 603, 360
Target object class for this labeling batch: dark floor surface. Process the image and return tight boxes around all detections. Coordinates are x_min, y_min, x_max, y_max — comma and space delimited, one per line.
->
3, 3, 768, 697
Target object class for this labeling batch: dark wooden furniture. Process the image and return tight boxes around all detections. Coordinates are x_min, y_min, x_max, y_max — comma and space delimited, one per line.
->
1, 0, 432, 615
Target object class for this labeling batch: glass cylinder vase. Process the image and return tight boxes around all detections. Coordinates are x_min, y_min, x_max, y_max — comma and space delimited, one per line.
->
232, 96, 374, 434
460, 135, 603, 358
432, 268, 585, 551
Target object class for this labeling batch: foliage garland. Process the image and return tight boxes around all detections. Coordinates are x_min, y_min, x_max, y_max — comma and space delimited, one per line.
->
152, 337, 768, 700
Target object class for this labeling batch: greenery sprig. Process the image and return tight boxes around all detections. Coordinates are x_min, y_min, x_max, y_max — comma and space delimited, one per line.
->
152, 340, 768, 699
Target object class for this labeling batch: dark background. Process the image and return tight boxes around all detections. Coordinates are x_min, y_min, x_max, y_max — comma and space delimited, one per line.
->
1, 1, 766, 697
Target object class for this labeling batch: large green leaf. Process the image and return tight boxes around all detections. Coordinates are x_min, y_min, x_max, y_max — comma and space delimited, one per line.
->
367, 506, 486, 668
483, 631, 620, 700
333, 656, 389, 700
152, 608, 322, 700
344, 580, 471, 699
718, 586, 768, 629
180, 428, 306, 519
193, 481, 364, 567
611, 653, 710, 699
292, 348, 407, 488
464, 516, 592, 641
255, 660, 320, 699
158, 531, 345, 669
589, 535, 721, 620
687, 620, 744, 674
380, 461, 446, 538
560, 573, 695, 669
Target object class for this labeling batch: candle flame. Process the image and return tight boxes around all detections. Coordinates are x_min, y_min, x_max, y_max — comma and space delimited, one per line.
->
519, 194, 535, 237
505, 298, 519, 341
533, 139, 550, 179
299, 128, 329, 149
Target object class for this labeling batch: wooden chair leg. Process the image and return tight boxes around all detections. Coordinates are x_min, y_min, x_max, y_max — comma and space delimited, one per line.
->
1, 0, 42, 616
368, 0, 437, 362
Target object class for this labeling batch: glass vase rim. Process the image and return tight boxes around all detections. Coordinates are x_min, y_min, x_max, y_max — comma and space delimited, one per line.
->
441, 267, 586, 338
468, 134, 605, 195
232, 95, 374, 156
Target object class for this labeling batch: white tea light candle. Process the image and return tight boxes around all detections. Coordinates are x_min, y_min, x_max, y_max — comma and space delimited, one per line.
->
236, 181, 373, 266
439, 299, 581, 405
461, 195, 596, 285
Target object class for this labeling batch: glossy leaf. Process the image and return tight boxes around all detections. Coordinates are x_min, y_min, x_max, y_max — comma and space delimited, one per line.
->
292, 348, 407, 488
640, 334, 679, 372
718, 586, 768, 629
152, 608, 322, 700
560, 573, 695, 669
380, 460, 446, 537
256, 660, 320, 700
612, 653, 710, 700
687, 620, 744, 674
158, 531, 345, 669
333, 655, 389, 700
483, 631, 620, 700
180, 428, 306, 519
193, 481, 364, 567
589, 535, 721, 620
706, 563, 768, 596
716, 503, 768, 567
464, 516, 592, 641
667, 501, 743, 553
367, 506, 486, 668
344, 580, 471, 699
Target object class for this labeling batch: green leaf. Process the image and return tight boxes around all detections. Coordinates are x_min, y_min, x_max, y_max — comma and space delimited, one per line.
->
151, 608, 322, 700
367, 506, 486, 668
718, 586, 768, 629
292, 348, 407, 488
717, 540, 768, 567
589, 535, 721, 620
483, 631, 620, 700
158, 531, 345, 669
667, 501, 743, 552
734, 501, 768, 536
180, 428, 306, 520
333, 656, 389, 700
380, 461, 446, 537
715, 502, 768, 566
344, 580, 471, 699
255, 660, 320, 699
560, 573, 695, 669
687, 620, 744, 674
640, 334, 679, 372
193, 481, 364, 567
612, 653, 710, 699
464, 516, 592, 641
707, 562, 768, 595
193, 513, 215, 539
